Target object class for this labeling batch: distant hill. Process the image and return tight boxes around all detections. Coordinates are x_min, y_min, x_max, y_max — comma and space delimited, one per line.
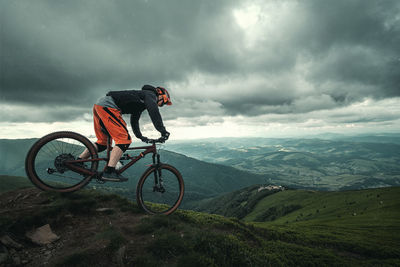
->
1, 185, 398, 266
166, 135, 400, 190
243, 186, 400, 223
189, 184, 283, 217
195, 184, 400, 223
0, 138, 37, 176
0, 175, 32, 193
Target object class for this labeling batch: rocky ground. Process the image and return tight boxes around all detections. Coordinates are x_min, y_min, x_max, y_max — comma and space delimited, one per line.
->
0, 188, 150, 266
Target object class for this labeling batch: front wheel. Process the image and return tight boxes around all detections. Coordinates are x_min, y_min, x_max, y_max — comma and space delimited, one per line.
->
25, 131, 98, 193
136, 164, 184, 215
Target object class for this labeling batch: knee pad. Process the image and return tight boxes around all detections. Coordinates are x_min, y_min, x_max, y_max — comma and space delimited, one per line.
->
95, 143, 107, 152
117, 143, 130, 152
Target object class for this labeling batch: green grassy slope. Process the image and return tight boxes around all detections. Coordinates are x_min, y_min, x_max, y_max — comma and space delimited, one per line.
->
245, 187, 400, 225
189, 184, 282, 218
244, 187, 400, 262
0, 175, 32, 193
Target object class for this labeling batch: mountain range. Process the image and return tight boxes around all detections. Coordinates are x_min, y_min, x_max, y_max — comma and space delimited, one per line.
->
165, 133, 400, 191
1, 133, 399, 206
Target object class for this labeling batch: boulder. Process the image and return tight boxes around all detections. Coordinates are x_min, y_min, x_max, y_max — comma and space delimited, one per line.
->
26, 224, 60, 245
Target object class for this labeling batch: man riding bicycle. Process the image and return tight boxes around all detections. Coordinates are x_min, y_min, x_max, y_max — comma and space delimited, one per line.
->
79, 85, 172, 181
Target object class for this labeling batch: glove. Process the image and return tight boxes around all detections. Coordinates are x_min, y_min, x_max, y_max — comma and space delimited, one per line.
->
158, 131, 170, 143
140, 136, 149, 143
161, 131, 170, 141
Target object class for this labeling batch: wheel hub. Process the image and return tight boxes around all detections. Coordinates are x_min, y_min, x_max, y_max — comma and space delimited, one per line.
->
54, 153, 75, 173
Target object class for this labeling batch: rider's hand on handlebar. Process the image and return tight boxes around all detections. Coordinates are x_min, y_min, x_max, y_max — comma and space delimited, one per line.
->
157, 137, 166, 143
140, 132, 169, 144
160, 131, 170, 142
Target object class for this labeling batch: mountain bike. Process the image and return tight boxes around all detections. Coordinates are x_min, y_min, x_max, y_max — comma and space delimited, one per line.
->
25, 131, 184, 215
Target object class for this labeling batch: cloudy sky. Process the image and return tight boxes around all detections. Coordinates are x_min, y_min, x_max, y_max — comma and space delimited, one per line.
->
1, 0, 399, 140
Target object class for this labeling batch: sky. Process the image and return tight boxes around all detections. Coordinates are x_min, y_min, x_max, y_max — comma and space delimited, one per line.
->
1, 0, 400, 140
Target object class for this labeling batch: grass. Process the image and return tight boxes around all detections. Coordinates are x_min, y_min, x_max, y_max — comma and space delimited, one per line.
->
96, 225, 127, 252
133, 210, 357, 266
243, 187, 400, 263
0, 175, 32, 193
56, 252, 96, 267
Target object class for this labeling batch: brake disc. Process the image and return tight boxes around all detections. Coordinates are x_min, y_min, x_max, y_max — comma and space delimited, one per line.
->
54, 153, 75, 173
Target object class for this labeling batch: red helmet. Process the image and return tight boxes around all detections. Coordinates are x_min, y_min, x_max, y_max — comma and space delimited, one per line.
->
156, 87, 172, 106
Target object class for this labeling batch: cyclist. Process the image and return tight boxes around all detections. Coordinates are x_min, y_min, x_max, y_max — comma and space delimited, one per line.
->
79, 85, 172, 181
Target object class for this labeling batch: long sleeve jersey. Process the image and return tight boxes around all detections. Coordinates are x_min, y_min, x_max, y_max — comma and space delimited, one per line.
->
106, 89, 167, 138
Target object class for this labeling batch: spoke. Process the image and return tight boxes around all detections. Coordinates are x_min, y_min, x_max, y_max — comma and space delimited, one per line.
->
49, 141, 60, 155
40, 147, 55, 160
60, 139, 64, 154
70, 143, 79, 156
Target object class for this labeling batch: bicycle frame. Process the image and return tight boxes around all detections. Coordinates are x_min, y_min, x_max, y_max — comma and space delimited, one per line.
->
117, 143, 159, 174
64, 138, 159, 178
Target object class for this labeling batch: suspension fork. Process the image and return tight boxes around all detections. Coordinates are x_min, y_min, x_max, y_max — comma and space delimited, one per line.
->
152, 153, 165, 192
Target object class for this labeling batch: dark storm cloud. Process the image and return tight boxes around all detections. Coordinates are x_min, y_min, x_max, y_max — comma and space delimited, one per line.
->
219, 0, 400, 114
1, 0, 241, 106
1, 0, 399, 123
0, 103, 88, 122
299, 0, 400, 98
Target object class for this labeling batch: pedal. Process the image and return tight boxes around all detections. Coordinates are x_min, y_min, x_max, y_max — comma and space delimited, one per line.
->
95, 173, 106, 184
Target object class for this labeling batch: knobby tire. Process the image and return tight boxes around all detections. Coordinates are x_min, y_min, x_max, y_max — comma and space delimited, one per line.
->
25, 131, 98, 193
136, 164, 184, 215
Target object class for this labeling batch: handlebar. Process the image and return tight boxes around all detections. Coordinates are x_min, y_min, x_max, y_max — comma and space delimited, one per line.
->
143, 138, 166, 144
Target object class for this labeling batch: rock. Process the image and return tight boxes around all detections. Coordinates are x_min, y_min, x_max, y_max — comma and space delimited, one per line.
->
14, 193, 23, 201
12, 255, 21, 265
96, 208, 114, 212
0, 244, 9, 264
0, 235, 23, 250
116, 246, 126, 267
26, 224, 60, 245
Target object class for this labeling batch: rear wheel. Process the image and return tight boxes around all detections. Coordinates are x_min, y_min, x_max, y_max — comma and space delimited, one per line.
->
25, 131, 98, 192
136, 164, 184, 215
